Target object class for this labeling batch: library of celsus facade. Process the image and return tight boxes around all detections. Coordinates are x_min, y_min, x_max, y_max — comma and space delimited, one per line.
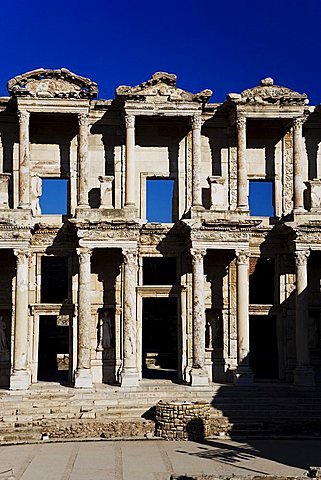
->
0, 68, 321, 390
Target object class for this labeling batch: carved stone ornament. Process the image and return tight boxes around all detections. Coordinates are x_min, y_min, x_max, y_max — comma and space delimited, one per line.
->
78, 113, 89, 126
7, 68, 98, 99
236, 116, 246, 129
294, 250, 310, 266
116, 72, 212, 103
190, 248, 206, 264
17, 110, 30, 124
191, 114, 203, 129
236, 250, 250, 265
227, 77, 308, 105
122, 248, 137, 265
125, 115, 135, 128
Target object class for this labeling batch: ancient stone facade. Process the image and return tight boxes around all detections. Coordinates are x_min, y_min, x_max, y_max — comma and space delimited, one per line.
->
0, 69, 321, 390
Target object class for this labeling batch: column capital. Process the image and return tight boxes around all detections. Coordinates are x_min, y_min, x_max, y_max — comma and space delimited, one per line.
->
76, 247, 93, 259
122, 248, 137, 264
293, 116, 306, 130
190, 248, 206, 264
17, 110, 30, 124
236, 116, 246, 129
125, 114, 135, 128
236, 250, 250, 265
191, 113, 203, 130
78, 112, 89, 126
294, 249, 310, 266
13, 249, 30, 263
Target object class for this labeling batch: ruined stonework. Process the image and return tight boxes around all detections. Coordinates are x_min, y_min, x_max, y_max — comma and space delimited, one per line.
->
0, 69, 321, 391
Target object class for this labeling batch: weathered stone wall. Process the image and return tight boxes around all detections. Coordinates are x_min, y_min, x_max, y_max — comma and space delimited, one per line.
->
156, 401, 210, 440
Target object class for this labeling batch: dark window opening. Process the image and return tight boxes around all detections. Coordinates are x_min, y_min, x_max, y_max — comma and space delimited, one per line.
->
39, 178, 68, 215
143, 257, 177, 285
41, 256, 69, 303
38, 315, 69, 383
249, 315, 278, 379
146, 179, 174, 223
249, 257, 275, 304
249, 180, 274, 216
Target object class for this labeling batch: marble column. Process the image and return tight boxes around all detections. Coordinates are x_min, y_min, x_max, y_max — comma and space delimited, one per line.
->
293, 250, 315, 386
190, 248, 208, 386
293, 117, 305, 212
125, 115, 136, 207
191, 114, 203, 208
78, 113, 89, 207
236, 116, 248, 210
234, 250, 253, 384
18, 111, 30, 209
10, 250, 30, 390
74, 247, 93, 388
120, 248, 139, 386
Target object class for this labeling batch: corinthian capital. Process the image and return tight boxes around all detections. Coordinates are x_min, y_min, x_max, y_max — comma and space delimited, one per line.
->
294, 250, 310, 266
236, 250, 250, 265
14, 249, 30, 264
78, 113, 89, 127
17, 110, 30, 124
125, 115, 135, 128
293, 117, 306, 130
76, 247, 93, 261
190, 248, 206, 264
236, 116, 246, 129
122, 248, 137, 265
191, 113, 203, 130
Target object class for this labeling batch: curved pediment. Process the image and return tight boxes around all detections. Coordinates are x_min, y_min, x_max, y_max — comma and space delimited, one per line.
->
228, 77, 308, 105
116, 72, 212, 103
7, 68, 98, 99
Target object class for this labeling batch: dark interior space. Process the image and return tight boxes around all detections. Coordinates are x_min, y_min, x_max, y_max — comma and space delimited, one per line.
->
41, 256, 69, 303
38, 315, 69, 383
142, 297, 178, 379
143, 257, 177, 285
249, 314, 278, 379
249, 257, 275, 304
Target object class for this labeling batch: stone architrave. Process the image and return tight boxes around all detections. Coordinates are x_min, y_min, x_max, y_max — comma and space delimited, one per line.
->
120, 248, 139, 386
234, 250, 253, 384
236, 116, 248, 210
191, 114, 203, 208
10, 250, 30, 390
293, 250, 315, 386
18, 111, 30, 209
293, 117, 306, 212
190, 248, 208, 386
74, 247, 93, 388
78, 113, 89, 207
125, 115, 136, 207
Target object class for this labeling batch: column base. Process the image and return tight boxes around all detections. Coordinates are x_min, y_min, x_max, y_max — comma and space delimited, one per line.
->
10, 370, 30, 390
233, 366, 254, 385
120, 369, 139, 387
190, 367, 209, 387
74, 368, 93, 388
293, 365, 315, 386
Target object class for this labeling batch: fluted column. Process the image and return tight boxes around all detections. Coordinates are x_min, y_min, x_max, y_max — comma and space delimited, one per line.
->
293, 250, 315, 385
236, 116, 248, 210
190, 248, 208, 386
234, 250, 253, 383
18, 111, 30, 209
191, 114, 203, 207
120, 248, 139, 386
78, 113, 89, 207
10, 250, 30, 390
74, 247, 93, 388
125, 115, 136, 207
293, 117, 305, 212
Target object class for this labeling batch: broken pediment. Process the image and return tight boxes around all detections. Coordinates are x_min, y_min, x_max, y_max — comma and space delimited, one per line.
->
7, 68, 98, 99
116, 72, 212, 103
227, 77, 308, 105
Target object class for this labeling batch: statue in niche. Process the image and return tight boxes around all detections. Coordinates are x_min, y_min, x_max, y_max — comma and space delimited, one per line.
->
97, 310, 113, 352
0, 317, 8, 353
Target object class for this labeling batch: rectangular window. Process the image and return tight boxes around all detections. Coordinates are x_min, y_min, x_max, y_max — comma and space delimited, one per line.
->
143, 257, 177, 285
249, 180, 274, 217
41, 256, 69, 303
39, 178, 68, 215
146, 179, 174, 223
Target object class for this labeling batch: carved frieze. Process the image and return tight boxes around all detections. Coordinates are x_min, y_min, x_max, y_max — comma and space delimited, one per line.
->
7, 68, 98, 99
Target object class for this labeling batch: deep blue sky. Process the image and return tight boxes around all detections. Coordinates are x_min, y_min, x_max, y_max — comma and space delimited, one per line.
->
0, 0, 321, 104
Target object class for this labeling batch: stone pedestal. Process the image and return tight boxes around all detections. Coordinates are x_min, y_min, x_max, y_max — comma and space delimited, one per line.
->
10, 250, 30, 390
98, 175, 114, 208
18, 111, 30, 209
191, 114, 203, 208
236, 116, 248, 210
75, 247, 93, 388
234, 251, 253, 384
0, 173, 10, 209
125, 115, 136, 207
294, 250, 315, 386
190, 248, 208, 386
120, 248, 139, 387
78, 113, 89, 207
207, 176, 227, 210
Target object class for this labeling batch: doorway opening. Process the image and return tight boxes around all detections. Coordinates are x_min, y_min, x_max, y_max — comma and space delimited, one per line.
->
142, 297, 178, 380
38, 315, 69, 383
249, 315, 278, 379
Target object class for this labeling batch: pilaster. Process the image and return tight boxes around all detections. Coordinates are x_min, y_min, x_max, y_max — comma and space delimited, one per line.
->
125, 115, 136, 207
78, 113, 89, 207
18, 111, 30, 209
293, 117, 306, 212
236, 116, 248, 210
191, 114, 203, 208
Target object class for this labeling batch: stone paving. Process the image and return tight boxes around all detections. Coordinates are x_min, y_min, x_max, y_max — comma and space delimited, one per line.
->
0, 438, 320, 480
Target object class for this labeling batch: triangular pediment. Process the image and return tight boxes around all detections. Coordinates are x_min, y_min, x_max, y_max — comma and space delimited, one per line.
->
7, 68, 98, 99
116, 72, 212, 103
227, 77, 308, 105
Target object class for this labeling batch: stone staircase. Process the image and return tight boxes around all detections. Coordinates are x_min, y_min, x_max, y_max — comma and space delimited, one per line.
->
0, 381, 321, 443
